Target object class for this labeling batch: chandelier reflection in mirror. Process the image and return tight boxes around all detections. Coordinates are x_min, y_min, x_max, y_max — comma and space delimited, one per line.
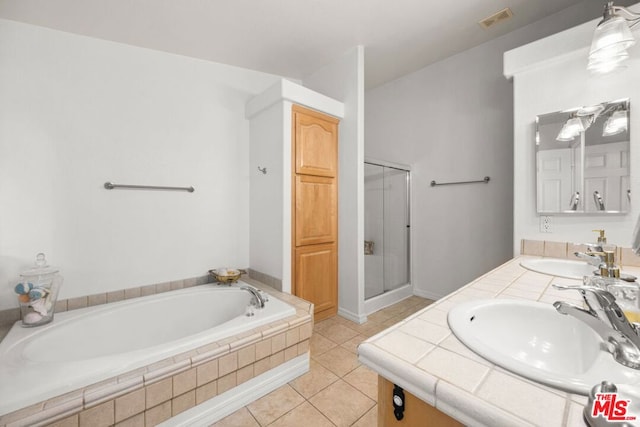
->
535, 99, 630, 214
588, 1, 640, 74
554, 101, 628, 142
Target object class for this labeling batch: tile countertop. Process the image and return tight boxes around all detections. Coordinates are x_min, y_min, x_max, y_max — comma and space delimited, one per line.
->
357, 255, 640, 427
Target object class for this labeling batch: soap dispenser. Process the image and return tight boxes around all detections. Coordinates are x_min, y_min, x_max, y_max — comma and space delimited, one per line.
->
593, 229, 607, 246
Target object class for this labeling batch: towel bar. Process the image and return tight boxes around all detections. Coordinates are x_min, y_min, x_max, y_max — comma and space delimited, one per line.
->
430, 176, 490, 187
104, 182, 195, 193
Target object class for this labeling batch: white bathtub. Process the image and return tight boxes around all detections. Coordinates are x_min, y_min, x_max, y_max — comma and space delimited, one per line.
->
0, 282, 296, 416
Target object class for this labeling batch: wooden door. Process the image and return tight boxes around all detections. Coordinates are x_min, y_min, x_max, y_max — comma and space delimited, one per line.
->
292, 105, 339, 321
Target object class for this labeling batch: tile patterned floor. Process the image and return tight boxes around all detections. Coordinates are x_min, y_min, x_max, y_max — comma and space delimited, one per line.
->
212, 296, 433, 427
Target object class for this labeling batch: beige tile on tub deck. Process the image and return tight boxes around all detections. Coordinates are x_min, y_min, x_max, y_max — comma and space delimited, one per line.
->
172, 390, 195, 416
145, 378, 172, 408
115, 388, 145, 423
78, 400, 114, 427
144, 400, 172, 426
195, 380, 217, 405
115, 412, 144, 427
172, 368, 196, 396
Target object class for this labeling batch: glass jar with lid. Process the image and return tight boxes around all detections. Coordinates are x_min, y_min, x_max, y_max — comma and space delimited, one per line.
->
13, 253, 63, 327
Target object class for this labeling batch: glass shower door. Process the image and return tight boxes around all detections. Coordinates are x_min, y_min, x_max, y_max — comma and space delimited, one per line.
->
364, 162, 410, 300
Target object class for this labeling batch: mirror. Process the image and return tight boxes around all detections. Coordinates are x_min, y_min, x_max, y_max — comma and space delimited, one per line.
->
536, 99, 630, 214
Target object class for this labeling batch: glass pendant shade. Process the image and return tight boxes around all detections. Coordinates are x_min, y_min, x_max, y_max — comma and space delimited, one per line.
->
588, 14, 636, 73
590, 16, 636, 57
556, 117, 585, 141
603, 110, 628, 136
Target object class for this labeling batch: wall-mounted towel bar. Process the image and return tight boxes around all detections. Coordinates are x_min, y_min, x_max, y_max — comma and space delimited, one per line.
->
430, 176, 490, 187
104, 182, 195, 193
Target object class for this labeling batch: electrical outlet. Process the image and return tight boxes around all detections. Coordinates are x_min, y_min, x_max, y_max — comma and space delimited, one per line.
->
540, 216, 552, 233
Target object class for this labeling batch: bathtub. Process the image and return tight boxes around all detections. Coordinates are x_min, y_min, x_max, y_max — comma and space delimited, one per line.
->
0, 282, 297, 417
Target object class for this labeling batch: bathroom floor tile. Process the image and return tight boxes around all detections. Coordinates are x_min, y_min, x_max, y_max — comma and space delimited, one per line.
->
343, 365, 378, 401
288, 360, 339, 399
246, 384, 304, 426
310, 333, 337, 356
351, 405, 377, 427
309, 380, 375, 427
210, 298, 425, 427
315, 323, 359, 345
339, 334, 367, 354
313, 346, 360, 377
212, 407, 260, 427
313, 318, 339, 335
268, 401, 334, 427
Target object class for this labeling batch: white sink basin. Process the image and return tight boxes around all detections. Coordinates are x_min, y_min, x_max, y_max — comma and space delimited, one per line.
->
448, 299, 640, 395
520, 258, 596, 279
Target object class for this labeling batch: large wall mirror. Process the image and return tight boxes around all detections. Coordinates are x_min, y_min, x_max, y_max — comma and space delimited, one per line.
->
536, 99, 630, 214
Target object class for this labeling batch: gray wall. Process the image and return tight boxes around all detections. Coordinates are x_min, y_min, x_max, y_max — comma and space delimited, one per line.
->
364, 1, 622, 299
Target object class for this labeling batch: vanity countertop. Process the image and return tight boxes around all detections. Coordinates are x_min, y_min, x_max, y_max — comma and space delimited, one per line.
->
358, 256, 640, 427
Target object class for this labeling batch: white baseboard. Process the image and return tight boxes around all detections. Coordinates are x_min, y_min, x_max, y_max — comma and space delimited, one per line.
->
364, 284, 413, 315
159, 354, 309, 427
412, 287, 444, 301
338, 307, 368, 324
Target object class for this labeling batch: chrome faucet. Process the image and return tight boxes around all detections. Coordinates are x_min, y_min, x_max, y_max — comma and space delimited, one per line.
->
574, 229, 608, 266
553, 284, 640, 369
240, 285, 268, 309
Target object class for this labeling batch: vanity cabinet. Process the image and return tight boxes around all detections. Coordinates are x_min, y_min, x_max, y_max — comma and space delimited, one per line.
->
292, 104, 339, 321
378, 376, 463, 427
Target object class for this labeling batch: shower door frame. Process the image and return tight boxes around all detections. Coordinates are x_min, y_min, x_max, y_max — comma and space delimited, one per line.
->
363, 158, 411, 304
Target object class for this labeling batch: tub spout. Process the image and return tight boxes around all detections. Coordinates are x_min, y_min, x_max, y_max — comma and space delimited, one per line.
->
240, 285, 267, 309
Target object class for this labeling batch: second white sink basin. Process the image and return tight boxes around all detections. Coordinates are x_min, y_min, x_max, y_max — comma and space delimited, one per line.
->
448, 299, 640, 395
520, 258, 596, 279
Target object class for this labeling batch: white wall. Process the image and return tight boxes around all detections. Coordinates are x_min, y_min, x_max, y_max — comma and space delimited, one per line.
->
507, 3, 640, 253
365, 1, 613, 300
303, 47, 366, 322
0, 19, 280, 310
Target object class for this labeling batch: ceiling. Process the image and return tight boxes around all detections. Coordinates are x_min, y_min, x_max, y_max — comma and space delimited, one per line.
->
0, 0, 611, 88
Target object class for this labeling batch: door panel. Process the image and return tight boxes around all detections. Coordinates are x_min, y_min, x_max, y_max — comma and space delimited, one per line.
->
295, 175, 337, 246
294, 107, 338, 177
295, 243, 337, 319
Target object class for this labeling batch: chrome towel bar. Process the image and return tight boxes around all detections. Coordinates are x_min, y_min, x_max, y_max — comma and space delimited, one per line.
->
430, 176, 490, 187
104, 182, 195, 193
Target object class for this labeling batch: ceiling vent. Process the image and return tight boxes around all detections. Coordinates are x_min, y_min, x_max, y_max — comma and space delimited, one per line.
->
479, 7, 513, 29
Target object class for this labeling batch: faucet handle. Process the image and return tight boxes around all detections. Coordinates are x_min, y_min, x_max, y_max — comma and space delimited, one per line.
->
552, 284, 617, 308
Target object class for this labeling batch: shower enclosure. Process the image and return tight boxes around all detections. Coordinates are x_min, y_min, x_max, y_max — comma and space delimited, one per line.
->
364, 161, 410, 301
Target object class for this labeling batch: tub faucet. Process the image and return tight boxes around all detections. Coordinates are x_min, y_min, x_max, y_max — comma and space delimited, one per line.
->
553, 284, 640, 369
240, 285, 267, 309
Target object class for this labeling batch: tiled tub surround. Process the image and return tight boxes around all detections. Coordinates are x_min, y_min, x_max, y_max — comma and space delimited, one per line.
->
358, 255, 640, 427
0, 278, 313, 427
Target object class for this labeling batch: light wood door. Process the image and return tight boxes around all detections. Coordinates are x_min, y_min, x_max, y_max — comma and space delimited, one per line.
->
294, 107, 338, 177
292, 104, 339, 321
294, 243, 337, 318
295, 175, 337, 246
